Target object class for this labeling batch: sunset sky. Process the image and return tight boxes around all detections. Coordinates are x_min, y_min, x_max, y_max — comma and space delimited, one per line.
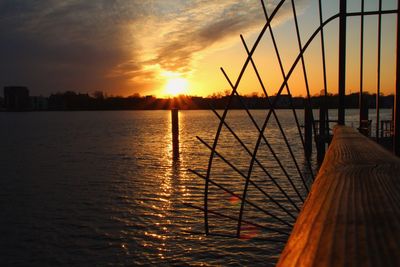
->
0, 0, 398, 97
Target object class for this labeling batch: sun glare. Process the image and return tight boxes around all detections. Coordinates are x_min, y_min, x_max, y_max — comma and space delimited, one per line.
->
165, 77, 189, 96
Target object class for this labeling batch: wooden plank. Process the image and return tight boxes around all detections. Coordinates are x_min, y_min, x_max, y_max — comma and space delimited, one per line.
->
277, 126, 400, 267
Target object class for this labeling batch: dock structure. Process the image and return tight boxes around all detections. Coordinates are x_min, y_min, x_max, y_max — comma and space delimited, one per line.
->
190, 0, 400, 265
278, 126, 400, 266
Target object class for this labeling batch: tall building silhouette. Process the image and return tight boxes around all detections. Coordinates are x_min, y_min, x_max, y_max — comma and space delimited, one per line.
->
4, 86, 30, 111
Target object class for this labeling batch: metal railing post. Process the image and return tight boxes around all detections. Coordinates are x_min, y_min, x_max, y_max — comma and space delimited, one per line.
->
338, 0, 347, 125
304, 102, 313, 160
359, 0, 366, 129
394, 0, 400, 156
376, 0, 383, 142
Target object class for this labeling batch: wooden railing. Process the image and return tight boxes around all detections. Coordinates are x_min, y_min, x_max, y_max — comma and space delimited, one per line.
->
277, 126, 400, 266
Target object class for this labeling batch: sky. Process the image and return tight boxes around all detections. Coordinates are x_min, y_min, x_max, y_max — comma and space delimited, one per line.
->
0, 0, 398, 97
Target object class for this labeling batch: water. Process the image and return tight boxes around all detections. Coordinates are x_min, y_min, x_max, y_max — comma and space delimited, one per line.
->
0, 109, 392, 266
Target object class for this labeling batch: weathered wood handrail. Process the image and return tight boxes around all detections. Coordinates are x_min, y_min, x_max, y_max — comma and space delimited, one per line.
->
277, 126, 400, 267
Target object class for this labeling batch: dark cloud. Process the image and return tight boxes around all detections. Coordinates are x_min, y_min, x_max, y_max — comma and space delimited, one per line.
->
0, 0, 144, 95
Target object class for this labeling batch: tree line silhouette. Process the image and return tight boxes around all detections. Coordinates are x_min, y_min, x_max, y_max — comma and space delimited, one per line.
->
46, 91, 394, 110
1, 90, 395, 111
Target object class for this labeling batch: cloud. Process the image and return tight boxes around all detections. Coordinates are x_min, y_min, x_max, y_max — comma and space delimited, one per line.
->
141, 1, 265, 74
144, 0, 310, 74
0, 0, 310, 96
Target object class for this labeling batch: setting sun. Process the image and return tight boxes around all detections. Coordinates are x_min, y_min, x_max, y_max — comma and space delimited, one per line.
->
165, 77, 189, 96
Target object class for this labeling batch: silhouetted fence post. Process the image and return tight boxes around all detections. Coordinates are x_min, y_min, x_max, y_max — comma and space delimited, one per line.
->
360, 95, 369, 121
304, 103, 312, 160
359, 96, 370, 136
395, 0, 400, 156
317, 98, 326, 165
338, 0, 346, 125
171, 108, 179, 159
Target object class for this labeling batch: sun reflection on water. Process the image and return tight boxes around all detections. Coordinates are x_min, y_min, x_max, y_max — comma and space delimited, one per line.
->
146, 111, 190, 261
110, 110, 206, 263
1, 110, 330, 265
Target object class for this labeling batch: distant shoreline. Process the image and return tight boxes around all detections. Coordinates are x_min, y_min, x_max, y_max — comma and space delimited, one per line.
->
0, 107, 395, 113
1, 90, 395, 112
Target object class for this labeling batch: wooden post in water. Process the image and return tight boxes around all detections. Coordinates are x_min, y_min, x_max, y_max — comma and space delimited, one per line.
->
171, 108, 179, 159
304, 103, 312, 160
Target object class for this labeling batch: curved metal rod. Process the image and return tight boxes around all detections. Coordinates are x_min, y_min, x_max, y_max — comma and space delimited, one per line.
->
220, 68, 306, 203
190, 169, 296, 223
290, 0, 318, 173
204, 5, 398, 236
184, 202, 290, 236
197, 136, 294, 228
183, 229, 288, 243
236, 11, 343, 238
260, 0, 315, 180
209, 109, 300, 215
239, 36, 308, 199
202, 0, 286, 235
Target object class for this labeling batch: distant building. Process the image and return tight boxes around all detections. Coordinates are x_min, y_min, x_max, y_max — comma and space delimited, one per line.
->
30, 96, 48, 110
269, 94, 292, 109
4, 86, 30, 111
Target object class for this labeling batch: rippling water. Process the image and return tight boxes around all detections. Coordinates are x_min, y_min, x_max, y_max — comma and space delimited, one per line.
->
0, 109, 391, 266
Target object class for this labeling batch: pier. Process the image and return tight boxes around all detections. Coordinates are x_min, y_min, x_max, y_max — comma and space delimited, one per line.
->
191, 0, 400, 265
277, 126, 400, 266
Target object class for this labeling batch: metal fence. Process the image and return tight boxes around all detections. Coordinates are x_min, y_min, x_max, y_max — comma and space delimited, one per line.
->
188, 0, 400, 241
